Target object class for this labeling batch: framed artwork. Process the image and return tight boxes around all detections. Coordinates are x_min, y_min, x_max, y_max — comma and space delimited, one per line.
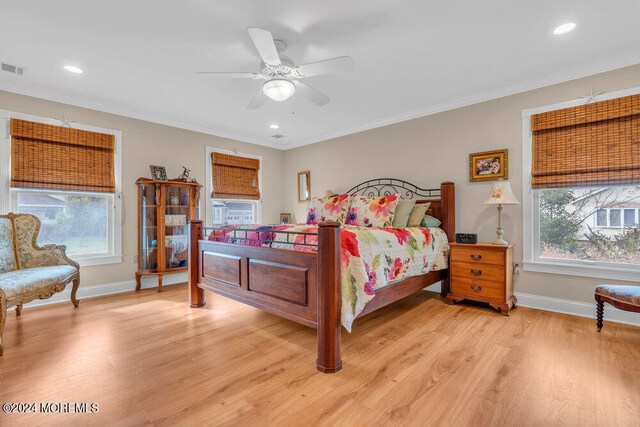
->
150, 165, 168, 181
280, 212, 292, 224
469, 149, 508, 182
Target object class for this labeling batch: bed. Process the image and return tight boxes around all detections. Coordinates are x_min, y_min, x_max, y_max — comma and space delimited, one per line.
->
188, 179, 455, 372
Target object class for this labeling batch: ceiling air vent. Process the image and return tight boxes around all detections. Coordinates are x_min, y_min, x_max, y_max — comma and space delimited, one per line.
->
1, 62, 25, 76
271, 133, 285, 139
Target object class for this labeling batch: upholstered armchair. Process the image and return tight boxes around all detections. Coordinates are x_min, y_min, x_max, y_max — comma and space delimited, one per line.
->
0, 213, 80, 355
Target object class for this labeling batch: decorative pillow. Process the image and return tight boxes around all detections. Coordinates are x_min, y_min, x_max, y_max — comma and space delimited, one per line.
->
345, 194, 399, 228
407, 202, 431, 227
420, 215, 441, 228
391, 199, 416, 228
306, 194, 351, 224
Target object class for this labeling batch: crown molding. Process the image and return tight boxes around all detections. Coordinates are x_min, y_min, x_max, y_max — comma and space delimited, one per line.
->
279, 49, 640, 150
1, 49, 639, 152
0, 80, 281, 149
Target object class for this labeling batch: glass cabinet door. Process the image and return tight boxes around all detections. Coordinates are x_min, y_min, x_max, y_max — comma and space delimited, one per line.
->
139, 183, 158, 271
163, 184, 190, 270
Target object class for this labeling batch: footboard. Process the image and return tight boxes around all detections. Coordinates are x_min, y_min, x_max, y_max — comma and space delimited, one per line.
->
188, 220, 342, 372
188, 181, 455, 374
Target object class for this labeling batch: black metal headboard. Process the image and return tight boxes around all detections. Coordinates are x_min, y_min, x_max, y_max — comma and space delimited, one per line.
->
346, 178, 440, 199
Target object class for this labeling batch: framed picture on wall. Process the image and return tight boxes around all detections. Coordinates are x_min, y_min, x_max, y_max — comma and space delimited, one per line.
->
280, 212, 292, 224
469, 149, 508, 182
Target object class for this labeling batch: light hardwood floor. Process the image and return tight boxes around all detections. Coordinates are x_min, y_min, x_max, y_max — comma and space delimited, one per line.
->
1, 284, 639, 426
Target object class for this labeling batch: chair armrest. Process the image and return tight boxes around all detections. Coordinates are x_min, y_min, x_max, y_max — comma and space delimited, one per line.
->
21, 244, 79, 270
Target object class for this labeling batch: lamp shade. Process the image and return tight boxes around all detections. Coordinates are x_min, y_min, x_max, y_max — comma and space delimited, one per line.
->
484, 181, 520, 205
263, 78, 295, 101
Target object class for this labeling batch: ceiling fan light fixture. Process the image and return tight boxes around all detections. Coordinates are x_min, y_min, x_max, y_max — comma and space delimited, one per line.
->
263, 78, 295, 101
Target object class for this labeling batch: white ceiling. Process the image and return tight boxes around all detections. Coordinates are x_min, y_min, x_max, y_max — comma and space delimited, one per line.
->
1, 0, 640, 150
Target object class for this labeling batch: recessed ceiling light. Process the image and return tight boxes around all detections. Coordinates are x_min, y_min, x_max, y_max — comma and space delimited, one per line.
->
553, 22, 576, 35
63, 65, 83, 74
270, 124, 280, 129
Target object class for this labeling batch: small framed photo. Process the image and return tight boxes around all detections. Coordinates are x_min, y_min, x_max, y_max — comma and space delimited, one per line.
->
469, 149, 508, 182
150, 165, 167, 181
280, 212, 292, 224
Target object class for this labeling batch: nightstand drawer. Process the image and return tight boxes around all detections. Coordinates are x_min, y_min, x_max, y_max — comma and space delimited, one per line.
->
451, 262, 505, 283
451, 277, 505, 300
450, 246, 505, 266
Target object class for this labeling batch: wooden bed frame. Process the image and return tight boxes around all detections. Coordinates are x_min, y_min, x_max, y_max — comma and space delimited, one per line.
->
188, 179, 455, 373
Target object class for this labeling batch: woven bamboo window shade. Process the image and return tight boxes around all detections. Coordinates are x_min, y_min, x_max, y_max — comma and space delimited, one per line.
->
531, 93, 640, 189
211, 152, 261, 200
10, 119, 115, 193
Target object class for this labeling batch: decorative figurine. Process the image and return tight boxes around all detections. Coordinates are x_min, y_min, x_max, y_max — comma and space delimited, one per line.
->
177, 166, 193, 182
180, 191, 189, 206
170, 192, 179, 205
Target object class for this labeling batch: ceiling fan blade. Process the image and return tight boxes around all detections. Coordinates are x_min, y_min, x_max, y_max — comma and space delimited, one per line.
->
247, 28, 281, 66
297, 56, 353, 78
195, 72, 259, 79
293, 81, 330, 106
247, 88, 267, 110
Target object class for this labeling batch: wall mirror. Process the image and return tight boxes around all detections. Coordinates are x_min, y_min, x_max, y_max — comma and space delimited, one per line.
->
297, 171, 311, 202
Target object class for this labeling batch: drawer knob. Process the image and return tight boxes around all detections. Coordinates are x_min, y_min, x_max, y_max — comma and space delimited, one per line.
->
470, 268, 482, 276
470, 254, 482, 261
470, 284, 482, 292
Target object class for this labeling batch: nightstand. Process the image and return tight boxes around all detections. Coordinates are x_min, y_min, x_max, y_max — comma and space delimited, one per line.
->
446, 243, 516, 316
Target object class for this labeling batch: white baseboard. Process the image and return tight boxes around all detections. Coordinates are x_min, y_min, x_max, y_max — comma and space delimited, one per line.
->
425, 282, 638, 327
514, 292, 640, 327
22, 273, 187, 308
20, 276, 640, 328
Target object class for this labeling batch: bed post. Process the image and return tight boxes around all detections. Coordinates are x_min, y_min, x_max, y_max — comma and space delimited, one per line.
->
316, 221, 342, 373
440, 181, 455, 298
188, 220, 205, 308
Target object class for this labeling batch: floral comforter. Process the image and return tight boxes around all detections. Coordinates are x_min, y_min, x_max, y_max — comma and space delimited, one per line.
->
209, 224, 449, 331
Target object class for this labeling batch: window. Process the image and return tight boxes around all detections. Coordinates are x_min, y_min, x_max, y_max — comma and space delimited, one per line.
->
523, 89, 640, 281
1, 111, 122, 266
624, 209, 637, 227
14, 190, 111, 255
609, 209, 622, 227
537, 186, 640, 265
211, 200, 258, 226
205, 147, 261, 227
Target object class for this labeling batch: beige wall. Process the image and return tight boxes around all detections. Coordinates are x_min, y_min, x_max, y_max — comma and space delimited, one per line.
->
283, 64, 640, 304
3, 64, 639, 302
0, 90, 285, 290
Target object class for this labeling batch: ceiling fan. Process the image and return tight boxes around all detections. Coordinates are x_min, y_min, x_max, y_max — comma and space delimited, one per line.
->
197, 28, 353, 109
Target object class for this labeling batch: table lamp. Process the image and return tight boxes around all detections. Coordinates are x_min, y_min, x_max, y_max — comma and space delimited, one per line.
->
484, 180, 520, 245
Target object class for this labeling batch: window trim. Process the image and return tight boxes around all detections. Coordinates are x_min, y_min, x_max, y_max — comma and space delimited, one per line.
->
1, 110, 123, 267
204, 146, 262, 227
521, 86, 640, 282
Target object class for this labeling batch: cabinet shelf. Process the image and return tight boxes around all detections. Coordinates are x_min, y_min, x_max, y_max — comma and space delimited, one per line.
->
136, 177, 201, 292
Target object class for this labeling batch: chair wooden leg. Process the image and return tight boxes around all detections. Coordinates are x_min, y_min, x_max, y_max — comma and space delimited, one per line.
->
15, 303, 22, 316
71, 277, 80, 308
0, 297, 7, 356
596, 297, 604, 332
